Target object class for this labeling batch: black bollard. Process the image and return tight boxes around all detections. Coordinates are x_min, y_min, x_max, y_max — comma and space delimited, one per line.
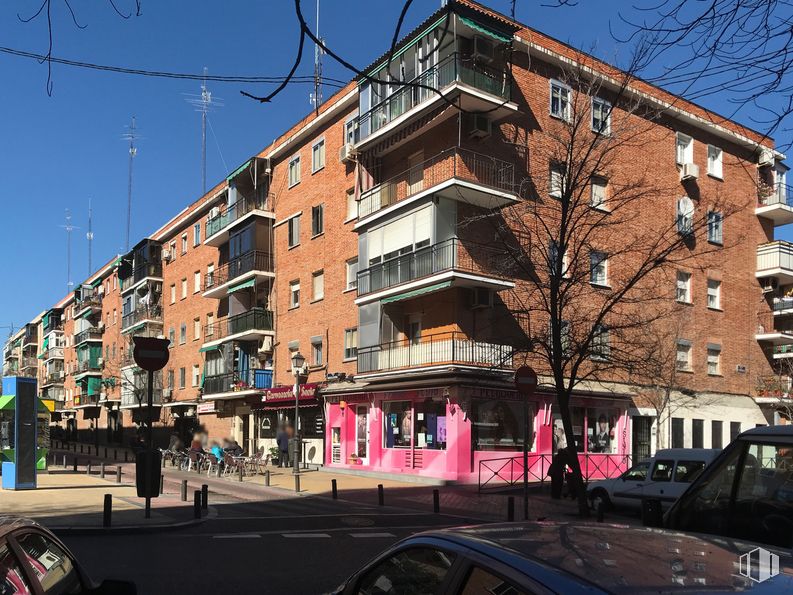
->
433, 489, 440, 514
295, 474, 301, 493
162, 456, 166, 468
181, 480, 188, 502
104, 447, 108, 459
194, 490, 201, 519
124, 451, 128, 463
95, 445, 99, 456
331, 479, 338, 500
238, 465, 243, 483
265, 470, 270, 486
114, 449, 118, 461
100, 463, 106, 479
62, 454, 67, 467
160, 475, 164, 495
201, 484, 208, 510
507, 496, 515, 521
103, 494, 112, 528
116, 466, 122, 484
378, 484, 384, 506
72, 458, 77, 472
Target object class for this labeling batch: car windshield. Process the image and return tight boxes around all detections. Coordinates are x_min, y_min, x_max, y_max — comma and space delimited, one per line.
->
622, 461, 649, 481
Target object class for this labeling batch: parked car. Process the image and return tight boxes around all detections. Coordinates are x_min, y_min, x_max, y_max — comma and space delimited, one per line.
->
330, 522, 793, 594
665, 424, 793, 549
0, 516, 135, 594
587, 448, 720, 512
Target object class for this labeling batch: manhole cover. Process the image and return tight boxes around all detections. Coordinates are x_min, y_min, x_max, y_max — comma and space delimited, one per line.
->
341, 516, 376, 527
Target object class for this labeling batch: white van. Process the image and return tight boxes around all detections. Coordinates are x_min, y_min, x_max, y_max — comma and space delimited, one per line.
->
587, 448, 721, 511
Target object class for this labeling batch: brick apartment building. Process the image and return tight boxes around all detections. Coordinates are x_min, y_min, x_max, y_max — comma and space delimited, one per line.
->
4, 0, 791, 483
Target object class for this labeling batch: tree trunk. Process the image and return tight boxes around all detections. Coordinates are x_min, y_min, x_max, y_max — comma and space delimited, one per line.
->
557, 390, 590, 517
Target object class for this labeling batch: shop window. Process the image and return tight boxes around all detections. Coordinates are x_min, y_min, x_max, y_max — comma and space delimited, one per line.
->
471, 399, 534, 451
413, 399, 447, 450
586, 409, 619, 453
258, 411, 278, 439
552, 408, 586, 453
383, 401, 411, 448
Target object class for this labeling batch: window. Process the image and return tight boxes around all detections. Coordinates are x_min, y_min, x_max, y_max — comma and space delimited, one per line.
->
113, 309, 117, 325
179, 367, 186, 389
707, 279, 721, 309
312, 270, 324, 301
413, 398, 448, 450
677, 196, 694, 234
288, 215, 300, 247
15, 531, 80, 594
311, 138, 325, 173
344, 328, 358, 360
623, 461, 650, 481
590, 177, 607, 209
288, 154, 301, 187
711, 420, 723, 449
676, 132, 693, 164
179, 323, 186, 345
169, 240, 177, 261
193, 318, 201, 340
586, 409, 618, 453
345, 258, 359, 291
651, 459, 675, 482
676, 340, 692, 371
730, 421, 741, 441
167, 369, 174, 390
383, 401, 412, 448
707, 145, 723, 178
672, 417, 685, 448
707, 345, 721, 375
356, 548, 456, 595
194, 271, 201, 293
311, 339, 323, 366
192, 364, 200, 387
206, 313, 215, 336
591, 97, 611, 134
692, 418, 704, 448
676, 271, 691, 303
289, 280, 300, 308
674, 460, 706, 483
193, 222, 201, 246
707, 211, 723, 244
206, 263, 215, 287
548, 240, 569, 278
344, 117, 359, 144
311, 204, 324, 237
181, 278, 187, 299
346, 188, 357, 221
460, 566, 523, 595
549, 162, 566, 198
472, 399, 534, 451
168, 327, 175, 346
591, 325, 610, 360
170, 284, 176, 304
181, 233, 188, 254
550, 80, 571, 120
589, 251, 608, 286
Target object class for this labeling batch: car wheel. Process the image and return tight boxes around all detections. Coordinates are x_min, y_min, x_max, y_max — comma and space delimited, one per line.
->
589, 488, 612, 512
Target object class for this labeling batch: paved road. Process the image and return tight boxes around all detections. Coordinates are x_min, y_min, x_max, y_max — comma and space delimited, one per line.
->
59, 493, 484, 594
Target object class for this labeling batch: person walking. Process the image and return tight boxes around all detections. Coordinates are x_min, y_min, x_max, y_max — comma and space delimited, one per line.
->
276, 425, 289, 468
548, 447, 566, 500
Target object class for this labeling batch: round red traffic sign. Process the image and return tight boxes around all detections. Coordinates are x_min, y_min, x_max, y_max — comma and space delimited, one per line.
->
514, 366, 538, 396
132, 336, 171, 372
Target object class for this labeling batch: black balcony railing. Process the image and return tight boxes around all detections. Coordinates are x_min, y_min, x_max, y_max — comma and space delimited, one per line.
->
358, 147, 515, 218
205, 193, 273, 238
121, 305, 163, 331
75, 328, 103, 345
205, 250, 273, 290
204, 308, 274, 341
202, 369, 273, 395
121, 262, 163, 291
357, 238, 507, 296
355, 52, 511, 143
357, 331, 512, 374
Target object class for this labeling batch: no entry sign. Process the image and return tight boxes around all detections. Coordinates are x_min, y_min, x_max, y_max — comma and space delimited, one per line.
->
132, 336, 171, 372
514, 366, 538, 396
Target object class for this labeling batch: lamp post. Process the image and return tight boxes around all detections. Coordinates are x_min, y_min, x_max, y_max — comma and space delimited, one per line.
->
290, 351, 305, 475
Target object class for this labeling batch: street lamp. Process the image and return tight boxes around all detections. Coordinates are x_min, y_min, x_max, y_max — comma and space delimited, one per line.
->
290, 351, 305, 475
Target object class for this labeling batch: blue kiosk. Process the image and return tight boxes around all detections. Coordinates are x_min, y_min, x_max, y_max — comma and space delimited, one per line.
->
1, 377, 38, 490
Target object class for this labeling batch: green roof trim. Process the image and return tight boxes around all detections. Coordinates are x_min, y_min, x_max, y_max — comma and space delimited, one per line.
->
90, 277, 103, 288
458, 15, 512, 42
199, 344, 220, 353
381, 281, 453, 304
228, 278, 255, 294
227, 159, 252, 182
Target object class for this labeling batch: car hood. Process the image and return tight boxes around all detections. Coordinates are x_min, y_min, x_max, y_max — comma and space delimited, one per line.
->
446, 522, 793, 593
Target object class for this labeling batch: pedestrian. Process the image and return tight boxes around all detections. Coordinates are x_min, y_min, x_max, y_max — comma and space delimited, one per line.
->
548, 448, 566, 500
276, 425, 289, 468
168, 432, 183, 452
210, 441, 225, 470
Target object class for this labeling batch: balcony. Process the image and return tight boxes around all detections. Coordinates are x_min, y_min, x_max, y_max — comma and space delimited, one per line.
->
202, 369, 273, 397
756, 182, 793, 226
203, 250, 274, 299
74, 294, 102, 318
757, 241, 793, 285
357, 147, 518, 222
43, 347, 64, 361
755, 374, 792, 400
121, 305, 163, 334
202, 308, 274, 347
357, 331, 513, 376
74, 359, 102, 379
354, 52, 515, 151
43, 370, 65, 385
20, 357, 38, 372
205, 194, 275, 247
121, 262, 163, 293
75, 328, 103, 346
757, 313, 793, 346
73, 393, 100, 409
356, 238, 514, 304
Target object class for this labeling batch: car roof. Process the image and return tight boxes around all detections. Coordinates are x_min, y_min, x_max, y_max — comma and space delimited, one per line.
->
653, 448, 721, 459
739, 424, 793, 438
0, 516, 42, 539
419, 522, 793, 593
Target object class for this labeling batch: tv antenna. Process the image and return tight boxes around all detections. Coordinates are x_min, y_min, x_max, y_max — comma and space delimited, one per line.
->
309, 0, 324, 115
86, 198, 94, 274
121, 116, 139, 252
60, 209, 80, 292
184, 67, 223, 194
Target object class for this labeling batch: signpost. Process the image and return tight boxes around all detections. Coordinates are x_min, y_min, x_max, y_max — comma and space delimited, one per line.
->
515, 366, 538, 521
132, 336, 170, 518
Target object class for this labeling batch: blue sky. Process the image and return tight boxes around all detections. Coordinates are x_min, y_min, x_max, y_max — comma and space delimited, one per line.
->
0, 0, 788, 332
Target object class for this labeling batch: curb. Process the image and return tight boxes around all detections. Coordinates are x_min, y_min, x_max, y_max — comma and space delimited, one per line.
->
49, 505, 218, 536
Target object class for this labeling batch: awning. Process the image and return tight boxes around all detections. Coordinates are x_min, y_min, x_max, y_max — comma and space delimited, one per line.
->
0, 395, 55, 413
79, 309, 93, 320
458, 15, 512, 42
0, 395, 14, 411
228, 278, 255, 294
263, 383, 319, 403
90, 277, 103, 289
227, 159, 252, 182
199, 344, 220, 353
87, 377, 102, 396
41, 313, 50, 330
38, 336, 50, 359
381, 281, 452, 304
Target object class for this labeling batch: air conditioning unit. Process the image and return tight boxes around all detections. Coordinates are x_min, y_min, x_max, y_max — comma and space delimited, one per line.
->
162, 388, 172, 399
680, 162, 699, 181
339, 143, 357, 164
258, 335, 274, 354
758, 148, 774, 168
59, 371, 66, 379
469, 115, 491, 139
97, 321, 105, 331
162, 249, 172, 262
209, 206, 221, 219
470, 287, 493, 309
472, 35, 496, 63
98, 358, 104, 368
762, 277, 779, 293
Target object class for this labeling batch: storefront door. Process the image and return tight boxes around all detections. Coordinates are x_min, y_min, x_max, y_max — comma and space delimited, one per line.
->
355, 405, 368, 464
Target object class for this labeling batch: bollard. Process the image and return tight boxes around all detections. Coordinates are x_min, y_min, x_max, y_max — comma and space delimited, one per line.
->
507, 496, 515, 522
62, 454, 67, 468
100, 463, 106, 479
95, 445, 99, 456
124, 451, 128, 463
116, 466, 122, 484
103, 494, 112, 528
181, 480, 188, 502
193, 490, 201, 519
294, 474, 301, 493
87, 462, 92, 476
162, 456, 166, 468
104, 447, 108, 459
238, 465, 244, 483
114, 449, 118, 461
433, 489, 440, 514
72, 458, 77, 472
596, 501, 605, 523
331, 479, 338, 500
265, 470, 270, 486
215, 463, 221, 478
378, 484, 384, 506
201, 484, 208, 510
160, 475, 164, 495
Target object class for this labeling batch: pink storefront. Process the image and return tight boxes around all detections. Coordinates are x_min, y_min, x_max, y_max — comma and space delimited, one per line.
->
323, 384, 632, 484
